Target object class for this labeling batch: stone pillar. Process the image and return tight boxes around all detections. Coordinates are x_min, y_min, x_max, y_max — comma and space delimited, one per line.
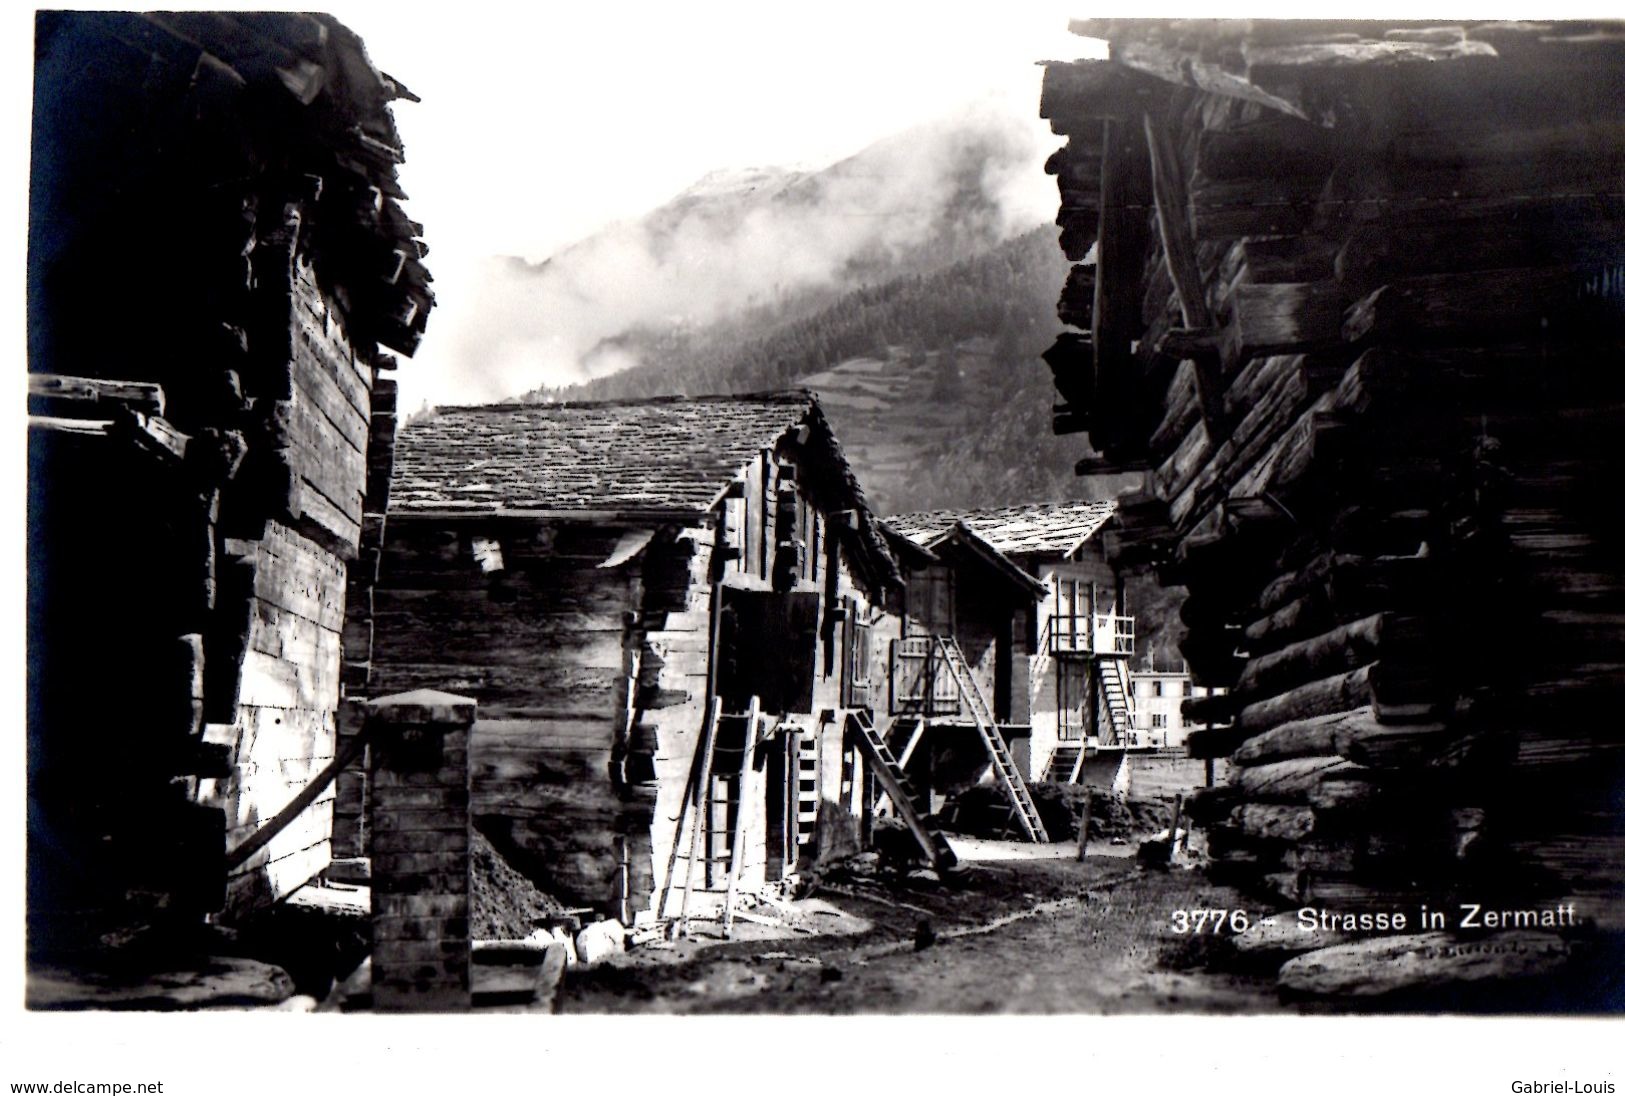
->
366, 688, 475, 1012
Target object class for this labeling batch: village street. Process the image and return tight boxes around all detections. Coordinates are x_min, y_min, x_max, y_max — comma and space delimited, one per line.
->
558, 840, 1286, 1014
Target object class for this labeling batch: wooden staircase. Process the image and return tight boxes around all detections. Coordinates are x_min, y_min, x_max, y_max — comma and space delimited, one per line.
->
1045, 744, 1083, 783
846, 710, 957, 872
1099, 656, 1134, 746
932, 637, 1049, 842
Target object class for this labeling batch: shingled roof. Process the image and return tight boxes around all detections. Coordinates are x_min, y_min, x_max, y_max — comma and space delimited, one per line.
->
391, 390, 903, 588
885, 500, 1118, 559
391, 391, 822, 514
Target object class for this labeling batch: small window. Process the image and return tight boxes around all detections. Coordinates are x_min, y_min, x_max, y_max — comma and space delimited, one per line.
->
1152, 680, 1164, 697
1183, 681, 1194, 697
1151, 713, 1168, 729
470, 536, 504, 573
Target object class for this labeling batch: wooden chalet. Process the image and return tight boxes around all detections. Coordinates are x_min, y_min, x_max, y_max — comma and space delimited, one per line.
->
367, 391, 922, 926
886, 501, 1143, 788
27, 13, 430, 961
1039, 20, 1625, 928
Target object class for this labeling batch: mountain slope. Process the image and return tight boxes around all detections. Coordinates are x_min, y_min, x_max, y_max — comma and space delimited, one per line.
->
427, 103, 1056, 405
530, 227, 1137, 514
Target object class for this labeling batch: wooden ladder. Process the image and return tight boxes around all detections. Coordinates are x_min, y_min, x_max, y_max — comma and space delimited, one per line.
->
845, 710, 957, 872
657, 697, 765, 938
932, 636, 1050, 842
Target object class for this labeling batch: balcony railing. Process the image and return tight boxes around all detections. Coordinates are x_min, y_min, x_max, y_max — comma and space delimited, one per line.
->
1047, 613, 1135, 656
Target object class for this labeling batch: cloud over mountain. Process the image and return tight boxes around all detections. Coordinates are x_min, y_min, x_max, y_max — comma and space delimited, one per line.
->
419, 96, 1055, 406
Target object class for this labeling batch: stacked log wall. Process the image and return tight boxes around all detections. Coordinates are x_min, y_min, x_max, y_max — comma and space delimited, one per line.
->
370, 448, 891, 919
1041, 25, 1625, 929
199, 256, 375, 918
370, 519, 646, 913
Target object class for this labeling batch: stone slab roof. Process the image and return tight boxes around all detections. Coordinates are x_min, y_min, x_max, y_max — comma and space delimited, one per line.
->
391, 392, 817, 515
885, 500, 1118, 558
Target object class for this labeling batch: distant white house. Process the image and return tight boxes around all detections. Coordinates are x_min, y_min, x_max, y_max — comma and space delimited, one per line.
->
1130, 666, 1222, 749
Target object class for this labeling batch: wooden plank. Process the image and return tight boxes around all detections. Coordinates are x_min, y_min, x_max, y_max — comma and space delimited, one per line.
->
293, 351, 369, 455
1233, 705, 1379, 765
29, 373, 165, 416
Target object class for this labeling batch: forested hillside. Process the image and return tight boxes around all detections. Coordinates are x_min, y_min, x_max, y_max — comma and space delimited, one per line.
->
528, 227, 1137, 513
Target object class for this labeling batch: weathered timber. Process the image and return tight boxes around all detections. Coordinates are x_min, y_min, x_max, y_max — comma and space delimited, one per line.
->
1344, 265, 1619, 346
1231, 803, 1316, 843
1170, 355, 1346, 527
1241, 237, 1340, 284
1242, 590, 1337, 655
1236, 613, 1403, 699
1229, 755, 1358, 802
1043, 333, 1094, 413
29, 373, 166, 416
1181, 690, 1241, 725
1278, 932, 1573, 1001
1234, 665, 1373, 734
1343, 725, 1494, 770
1144, 112, 1213, 330
1090, 114, 1153, 456
1183, 785, 1243, 825
1039, 60, 1165, 129
1089, 31, 1313, 122
1184, 724, 1249, 760
1058, 264, 1096, 330
1228, 282, 1349, 364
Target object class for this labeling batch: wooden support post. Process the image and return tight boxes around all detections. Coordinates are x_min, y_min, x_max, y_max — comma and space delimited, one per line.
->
896, 718, 927, 771
1168, 793, 1186, 861
1143, 112, 1212, 330
1145, 110, 1227, 438
722, 696, 762, 939
1092, 115, 1153, 455
675, 697, 722, 939
1076, 787, 1094, 861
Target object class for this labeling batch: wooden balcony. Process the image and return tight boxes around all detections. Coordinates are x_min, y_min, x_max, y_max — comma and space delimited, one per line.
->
1047, 613, 1135, 657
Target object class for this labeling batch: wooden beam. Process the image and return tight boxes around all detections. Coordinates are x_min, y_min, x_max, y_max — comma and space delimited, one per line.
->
1143, 112, 1212, 331
29, 373, 166, 416
1145, 110, 1227, 442
1091, 114, 1154, 455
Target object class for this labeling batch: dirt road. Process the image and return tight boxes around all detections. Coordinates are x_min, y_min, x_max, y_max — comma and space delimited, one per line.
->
558, 839, 1286, 1014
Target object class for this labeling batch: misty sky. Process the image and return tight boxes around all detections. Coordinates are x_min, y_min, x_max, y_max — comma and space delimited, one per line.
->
323, 1, 1101, 410
9, 1, 1594, 414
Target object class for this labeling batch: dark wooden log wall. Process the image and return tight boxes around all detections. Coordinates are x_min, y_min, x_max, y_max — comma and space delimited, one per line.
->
27, 13, 430, 949
370, 454, 890, 918
369, 519, 645, 911
199, 263, 379, 917
1041, 23, 1625, 928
